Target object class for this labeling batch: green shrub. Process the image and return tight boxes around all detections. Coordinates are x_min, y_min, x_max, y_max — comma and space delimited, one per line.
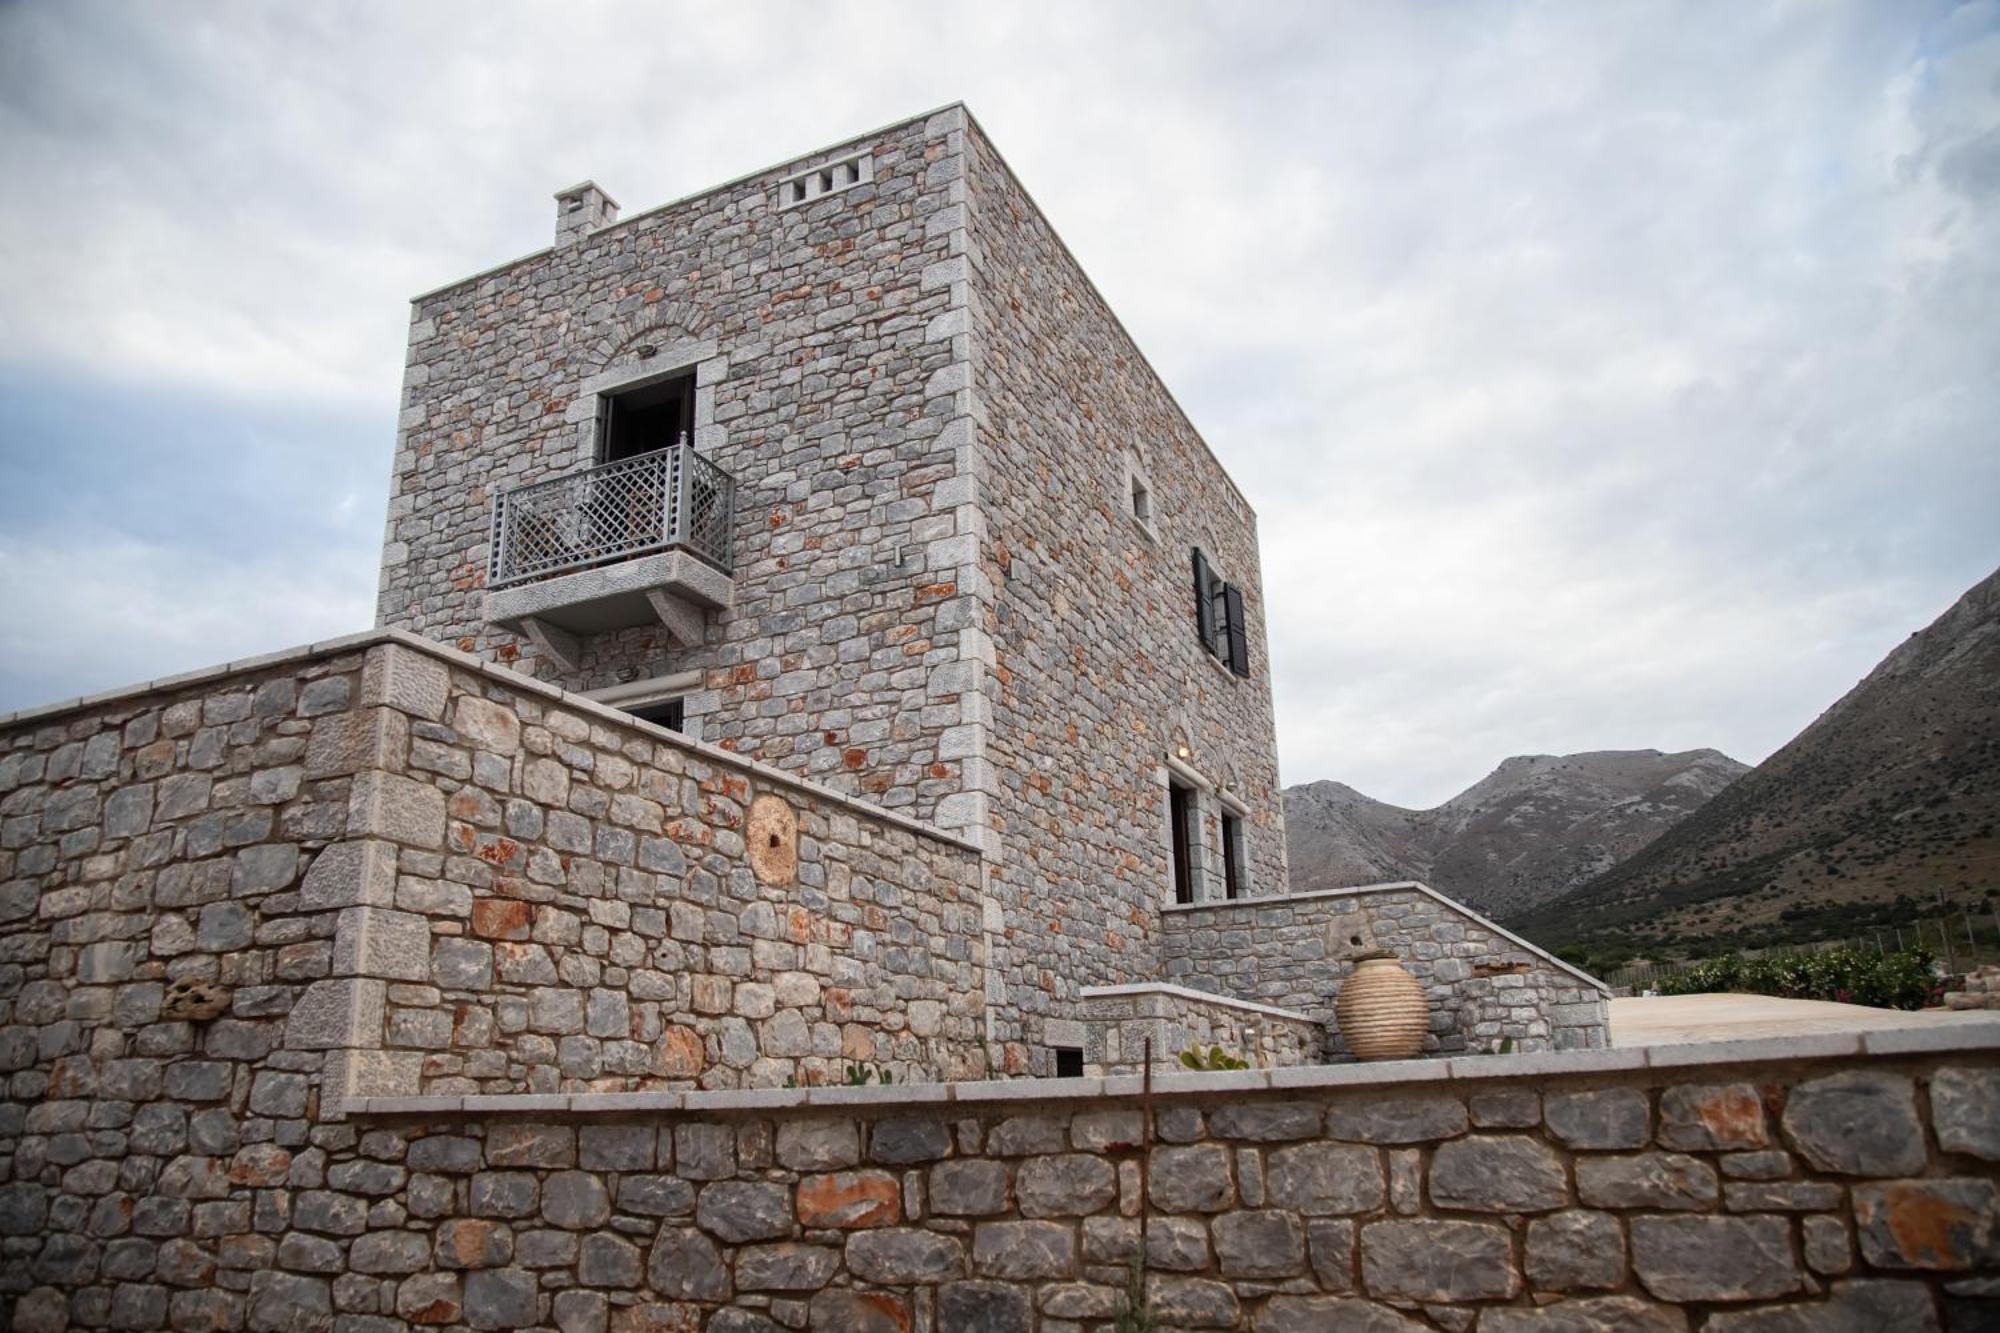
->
1656, 945, 1939, 1010
1178, 1044, 1249, 1072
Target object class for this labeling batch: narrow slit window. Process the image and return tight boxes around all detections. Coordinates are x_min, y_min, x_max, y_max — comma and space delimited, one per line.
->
1168, 779, 1197, 905
1222, 812, 1245, 900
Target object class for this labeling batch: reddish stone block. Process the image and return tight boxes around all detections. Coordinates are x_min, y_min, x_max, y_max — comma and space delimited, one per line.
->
797, 1171, 902, 1229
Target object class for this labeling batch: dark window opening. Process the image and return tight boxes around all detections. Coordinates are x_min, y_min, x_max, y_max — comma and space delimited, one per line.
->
1222, 812, 1244, 900
1054, 1047, 1085, 1078
1191, 547, 1251, 678
1131, 473, 1151, 525
626, 697, 685, 733
600, 372, 695, 464
1168, 779, 1196, 905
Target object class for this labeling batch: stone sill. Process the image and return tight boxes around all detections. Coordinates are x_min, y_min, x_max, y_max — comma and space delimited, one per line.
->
0, 626, 983, 858
339, 1018, 2000, 1119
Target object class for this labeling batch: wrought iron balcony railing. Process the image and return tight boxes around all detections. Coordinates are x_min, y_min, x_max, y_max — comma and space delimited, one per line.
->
488, 441, 735, 589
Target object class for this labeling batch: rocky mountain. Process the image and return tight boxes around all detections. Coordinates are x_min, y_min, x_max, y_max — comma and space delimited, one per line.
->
1513, 565, 2000, 957
1285, 748, 1748, 918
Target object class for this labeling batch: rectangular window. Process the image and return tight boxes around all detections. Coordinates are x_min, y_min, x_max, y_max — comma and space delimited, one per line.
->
1053, 1047, 1085, 1078
600, 371, 695, 464
1191, 547, 1252, 677
1168, 779, 1196, 904
1222, 812, 1245, 900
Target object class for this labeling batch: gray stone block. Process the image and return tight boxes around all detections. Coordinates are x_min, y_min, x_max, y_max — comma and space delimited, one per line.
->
1782, 1071, 1926, 1176
1360, 1218, 1519, 1302
1630, 1215, 1803, 1301
1429, 1135, 1568, 1212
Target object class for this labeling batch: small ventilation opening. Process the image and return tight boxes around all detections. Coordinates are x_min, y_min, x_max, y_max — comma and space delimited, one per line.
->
778, 150, 874, 210
1054, 1047, 1085, 1079
627, 698, 685, 733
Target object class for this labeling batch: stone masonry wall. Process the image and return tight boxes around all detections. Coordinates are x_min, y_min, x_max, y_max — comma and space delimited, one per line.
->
961, 115, 1289, 1067
1078, 985, 1324, 1076
7, 1022, 1995, 1331
377, 106, 986, 832
0, 633, 987, 1126
1161, 885, 1610, 1056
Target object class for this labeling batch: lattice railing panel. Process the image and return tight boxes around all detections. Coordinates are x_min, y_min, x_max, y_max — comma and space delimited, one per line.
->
489, 443, 734, 588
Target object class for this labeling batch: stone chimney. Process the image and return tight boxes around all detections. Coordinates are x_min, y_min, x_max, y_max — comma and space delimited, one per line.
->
554, 181, 618, 246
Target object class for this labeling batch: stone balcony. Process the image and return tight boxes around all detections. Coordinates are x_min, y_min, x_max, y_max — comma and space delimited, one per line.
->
482, 442, 734, 669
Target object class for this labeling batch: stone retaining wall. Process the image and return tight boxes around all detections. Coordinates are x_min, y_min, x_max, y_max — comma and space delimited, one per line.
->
1077, 984, 1323, 1076
7, 1024, 1994, 1331
1161, 884, 1610, 1055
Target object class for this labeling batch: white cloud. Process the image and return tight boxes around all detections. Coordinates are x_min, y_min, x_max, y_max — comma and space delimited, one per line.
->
0, 530, 375, 709
0, 0, 1994, 807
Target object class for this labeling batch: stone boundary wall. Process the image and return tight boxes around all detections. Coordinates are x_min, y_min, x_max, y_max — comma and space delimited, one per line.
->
0, 631, 990, 1112
1078, 984, 1323, 1076
6, 1025, 1993, 1331
1161, 883, 1611, 1056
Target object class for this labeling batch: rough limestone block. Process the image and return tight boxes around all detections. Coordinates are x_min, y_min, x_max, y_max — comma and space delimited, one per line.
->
361, 643, 450, 721
1657, 1083, 1769, 1151
453, 694, 522, 755
1630, 1215, 1803, 1301
1782, 1071, 1927, 1176
1526, 1210, 1627, 1292
1853, 1178, 2000, 1270
1429, 1135, 1569, 1213
332, 906, 433, 982
299, 840, 399, 911
321, 1047, 423, 1104
285, 977, 386, 1050
1930, 1067, 2000, 1161
349, 771, 447, 849
1360, 1218, 1520, 1302
305, 706, 408, 779
1544, 1087, 1650, 1149
846, 1228, 967, 1284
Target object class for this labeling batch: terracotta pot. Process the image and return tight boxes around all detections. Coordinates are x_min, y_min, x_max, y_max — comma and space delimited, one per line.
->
1335, 952, 1429, 1061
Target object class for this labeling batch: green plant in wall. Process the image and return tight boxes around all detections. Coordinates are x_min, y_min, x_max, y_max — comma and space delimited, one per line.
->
1112, 1255, 1158, 1333
842, 1063, 895, 1086
1178, 1044, 1249, 1072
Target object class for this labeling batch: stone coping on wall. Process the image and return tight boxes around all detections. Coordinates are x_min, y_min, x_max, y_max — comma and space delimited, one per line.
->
406, 101, 970, 304
0, 626, 983, 856
339, 1017, 2000, 1118
1165, 879, 1612, 995
1079, 981, 1321, 1024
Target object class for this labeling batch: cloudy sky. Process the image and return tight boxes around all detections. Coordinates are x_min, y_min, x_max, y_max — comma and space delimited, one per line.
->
1, 1, 1995, 808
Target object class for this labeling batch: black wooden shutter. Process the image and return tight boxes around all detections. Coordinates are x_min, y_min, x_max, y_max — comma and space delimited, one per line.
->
1224, 583, 1250, 677
1192, 548, 1216, 655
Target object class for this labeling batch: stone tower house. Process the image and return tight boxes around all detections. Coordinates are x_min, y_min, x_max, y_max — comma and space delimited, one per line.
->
376, 104, 1285, 1071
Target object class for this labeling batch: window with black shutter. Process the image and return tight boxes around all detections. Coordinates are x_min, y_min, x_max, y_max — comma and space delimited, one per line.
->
1222, 584, 1250, 677
1192, 548, 1219, 654
1190, 546, 1252, 678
